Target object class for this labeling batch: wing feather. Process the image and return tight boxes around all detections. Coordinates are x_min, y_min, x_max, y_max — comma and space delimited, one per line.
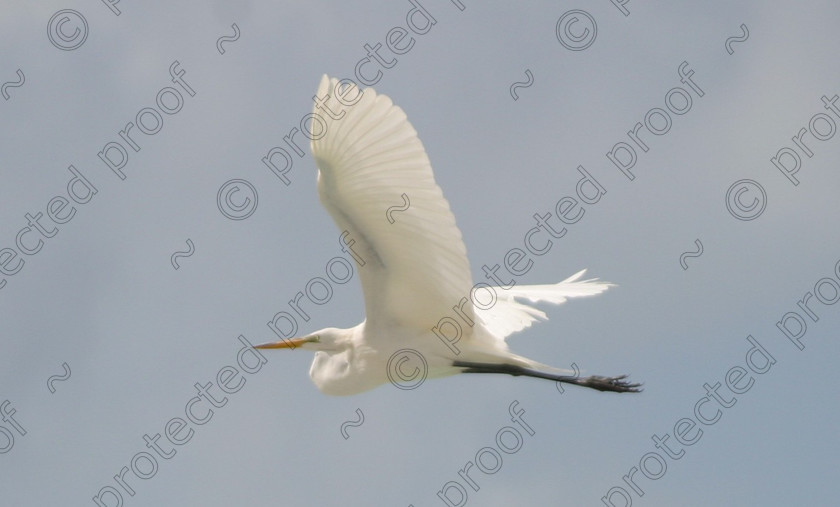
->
311, 76, 475, 335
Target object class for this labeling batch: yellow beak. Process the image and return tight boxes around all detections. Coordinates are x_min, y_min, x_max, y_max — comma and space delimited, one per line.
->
254, 336, 317, 350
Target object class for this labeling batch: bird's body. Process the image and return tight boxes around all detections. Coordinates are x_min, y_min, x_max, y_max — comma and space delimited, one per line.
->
256, 76, 640, 396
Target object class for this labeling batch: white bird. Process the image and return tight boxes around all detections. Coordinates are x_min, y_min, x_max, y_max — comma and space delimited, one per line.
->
256, 75, 640, 396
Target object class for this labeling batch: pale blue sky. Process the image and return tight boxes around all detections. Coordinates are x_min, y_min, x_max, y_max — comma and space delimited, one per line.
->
2, 1, 840, 506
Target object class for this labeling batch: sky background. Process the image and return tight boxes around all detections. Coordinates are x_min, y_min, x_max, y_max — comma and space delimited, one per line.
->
2, 1, 840, 506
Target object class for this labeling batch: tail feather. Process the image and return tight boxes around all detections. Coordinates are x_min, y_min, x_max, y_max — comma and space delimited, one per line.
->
477, 269, 613, 341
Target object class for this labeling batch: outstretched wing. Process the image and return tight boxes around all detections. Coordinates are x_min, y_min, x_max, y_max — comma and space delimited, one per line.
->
310, 75, 475, 335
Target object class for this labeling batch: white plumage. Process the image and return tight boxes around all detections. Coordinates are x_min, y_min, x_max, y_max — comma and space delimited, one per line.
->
256, 76, 639, 396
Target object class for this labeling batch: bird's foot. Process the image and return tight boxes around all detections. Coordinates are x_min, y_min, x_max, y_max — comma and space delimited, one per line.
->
575, 374, 642, 393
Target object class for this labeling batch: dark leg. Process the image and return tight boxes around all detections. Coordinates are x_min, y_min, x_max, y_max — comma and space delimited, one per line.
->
452, 360, 642, 393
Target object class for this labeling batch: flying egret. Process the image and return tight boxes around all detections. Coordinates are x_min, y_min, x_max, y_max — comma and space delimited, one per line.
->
256, 75, 640, 396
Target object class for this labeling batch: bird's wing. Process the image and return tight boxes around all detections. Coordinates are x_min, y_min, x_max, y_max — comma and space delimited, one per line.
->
477, 270, 612, 340
311, 75, 475, 336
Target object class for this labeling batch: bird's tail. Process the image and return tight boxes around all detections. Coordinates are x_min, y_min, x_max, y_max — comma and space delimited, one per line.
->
476, 269, 613, 340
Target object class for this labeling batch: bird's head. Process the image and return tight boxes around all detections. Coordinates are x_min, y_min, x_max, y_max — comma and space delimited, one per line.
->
255, 327, 370, 395
254, 327, 346, 352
